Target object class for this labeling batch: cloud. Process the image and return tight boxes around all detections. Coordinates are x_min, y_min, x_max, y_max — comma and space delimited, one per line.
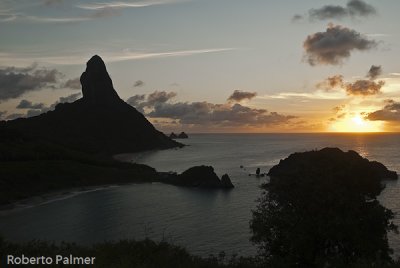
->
148, 102, 296, 127
0, 64, 62, 101
133, 80, 144, 87
316, 75, 344, 91
147, 90, 177, 106
127, 90, 296, 128
63, 77, 81, 89
5, 14, 91, 23
296, 0, 377, 22
333, 105, 346, 114
0, 48, 235, 66
127, 94, 146, 107
309, 5, 347, 20
9, 93, 82, 120
345, 80, 384, 96
58, 93, 81, 103
0, 10, 17, 22
366, 65, 382, 80
317, 65, 385, 96
227, 90, 257, 102
126, 90, 176, 112
291, 14, 304, 22
1, 0, 186, 24
76, 0, 184, 10
303, 24, 377, 66
16, 99, 45, 109
367, 100, 400, 121
260, 90, 346, 100
6, 113, 25, 120
347, 0, 376, 17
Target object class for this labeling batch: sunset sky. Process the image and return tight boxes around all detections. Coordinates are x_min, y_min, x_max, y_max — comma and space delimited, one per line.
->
0, 0, 399, 132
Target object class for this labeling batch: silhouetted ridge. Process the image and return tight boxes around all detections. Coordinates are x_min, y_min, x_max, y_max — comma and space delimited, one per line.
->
3, 55, 182, 154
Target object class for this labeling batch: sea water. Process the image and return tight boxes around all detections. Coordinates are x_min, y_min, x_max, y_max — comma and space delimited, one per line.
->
1, 133, 399, 257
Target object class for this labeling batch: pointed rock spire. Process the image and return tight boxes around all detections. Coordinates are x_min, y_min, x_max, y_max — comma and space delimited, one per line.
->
80, 55, 120, 103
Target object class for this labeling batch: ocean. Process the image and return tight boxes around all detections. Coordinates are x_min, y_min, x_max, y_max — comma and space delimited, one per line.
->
1, 133, 400, 257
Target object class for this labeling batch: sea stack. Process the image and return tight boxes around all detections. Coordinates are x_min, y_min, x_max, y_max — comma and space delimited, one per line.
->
3, 55, 182, 154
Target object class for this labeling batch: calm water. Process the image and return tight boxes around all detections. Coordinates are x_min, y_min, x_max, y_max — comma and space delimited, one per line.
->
1, 133, 400, 257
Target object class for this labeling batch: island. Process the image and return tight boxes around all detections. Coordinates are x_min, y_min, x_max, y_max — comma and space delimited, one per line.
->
169, 132, 189, 139
159, 166, 234, 189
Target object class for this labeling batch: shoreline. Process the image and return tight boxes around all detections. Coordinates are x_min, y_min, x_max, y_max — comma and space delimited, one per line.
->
0, 182, 143, 214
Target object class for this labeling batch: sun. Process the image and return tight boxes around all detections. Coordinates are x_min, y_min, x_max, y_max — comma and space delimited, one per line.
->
329, 114, 383, 132
352, 115, 364, 126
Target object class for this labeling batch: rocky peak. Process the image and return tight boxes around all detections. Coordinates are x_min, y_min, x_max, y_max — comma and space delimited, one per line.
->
80, 55, 120, 103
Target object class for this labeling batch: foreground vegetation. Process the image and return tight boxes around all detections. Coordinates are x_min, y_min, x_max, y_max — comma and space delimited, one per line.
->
251, 148, 399, 267
1, 238, 400, 268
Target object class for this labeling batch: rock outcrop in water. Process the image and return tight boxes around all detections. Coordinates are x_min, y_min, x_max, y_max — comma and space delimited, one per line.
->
160, 166, 234, 189
268, 147, 398, 181
2, 55, 181, 154
178, 132, 189, 139
169, 132, 189, 139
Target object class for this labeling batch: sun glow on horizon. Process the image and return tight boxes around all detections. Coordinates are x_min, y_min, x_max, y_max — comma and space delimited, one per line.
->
329, 114, 384, 133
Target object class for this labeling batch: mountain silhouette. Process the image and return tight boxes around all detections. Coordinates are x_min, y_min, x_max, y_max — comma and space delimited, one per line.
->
3, 55, 181, 154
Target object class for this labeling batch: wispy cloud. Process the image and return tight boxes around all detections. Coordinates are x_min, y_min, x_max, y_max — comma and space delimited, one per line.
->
0, 48, 236, 66
77, 0, 184, 10
23, 15, 91, 23
1, 0, 188, 24
258, 90, 347, 101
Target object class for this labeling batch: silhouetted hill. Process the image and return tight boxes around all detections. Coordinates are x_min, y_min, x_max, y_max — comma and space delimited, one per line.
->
2, 55, 181, 154
268, 147, 398, 181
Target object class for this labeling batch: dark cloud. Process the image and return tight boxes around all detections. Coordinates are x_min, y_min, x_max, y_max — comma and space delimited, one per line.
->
297, 0, 376, 22
133, 80, 144, 87
316, 75, 344, 90
6, 113, 25, 120
126, 94, 146, 112
345, 80, 384, 96
59, 93, 81, 103
291, 14, 304, 22
227, 90, 257, 102
9, 93, 82, 120
366, 65, 382, 80
126, 91, 176, 113
303, 24, 377, 66
63, 78, 81, 89
309, 5, 347, 20
127, 90, 295, 128
0, 64, 62, 101
147, 91, 177, 106
347, 0, 376, 17
367, 100, 400, 121
317, 65, 385, 96
148, 102, 295, 127
16, 99, 45, 109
